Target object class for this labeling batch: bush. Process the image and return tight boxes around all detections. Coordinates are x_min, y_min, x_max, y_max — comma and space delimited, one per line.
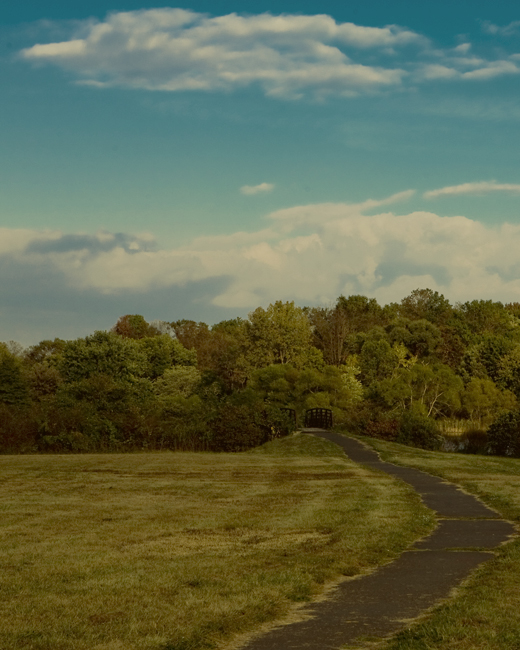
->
153, 394, 211, 451
259, 404, 297, 439
397, 410, 442, 450
0, 404, 37, 453
37, 431, 92, 453
339, 400, 383, 436
364, 417, 400, 441
487, 411, 520, 457
209, 403, 268, 452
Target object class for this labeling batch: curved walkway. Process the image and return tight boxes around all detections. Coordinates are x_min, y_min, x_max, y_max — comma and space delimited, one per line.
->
241, 431, 516, 650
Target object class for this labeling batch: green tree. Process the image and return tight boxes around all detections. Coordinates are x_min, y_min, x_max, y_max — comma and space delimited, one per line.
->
24, 338, 66, 365
336, 294, 389, 331
172, 318, 248, 390
59, 331, 147, 383
373, 363, 463, 418
387, 319, 442, 359
495, 345, 520, 398
154, 366, 201, 398
111, 314, 161, 339
399, 288, 453, 324
151, 393, 211, 451
397, 410, 442, 450
456, 300, 517, 339
139, 335, 196, 379
487, 411, 520, 457
461, 378, 517, 428
460, 335, 515, 383
172, 320, 212, 365
505, 302, 520, 321
244, 301, 323, 370
55, 332, 153, 447
0, 344, 29, 405
307, 305, 350, 366
26, 363, 62, 401
358, 335, 403, 385
436, 324, 467, 369
250, 363, 362, 423
208, 319, 249, 390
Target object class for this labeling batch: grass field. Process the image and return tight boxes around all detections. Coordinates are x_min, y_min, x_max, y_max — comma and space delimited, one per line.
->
0, 433, 433, 650
361, 436, 520, 650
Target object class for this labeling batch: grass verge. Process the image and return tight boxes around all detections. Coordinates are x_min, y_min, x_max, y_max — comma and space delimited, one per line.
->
359, 436, 520, 650
0, 433, 433, 650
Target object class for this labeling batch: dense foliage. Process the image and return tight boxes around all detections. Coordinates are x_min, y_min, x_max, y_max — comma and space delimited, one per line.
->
2, 289, 520, 454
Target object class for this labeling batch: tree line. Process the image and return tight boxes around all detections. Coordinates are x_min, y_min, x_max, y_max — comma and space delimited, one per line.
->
2, 289, 520, 455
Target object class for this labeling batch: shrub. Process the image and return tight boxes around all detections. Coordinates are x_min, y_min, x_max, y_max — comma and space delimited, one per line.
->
364, 417, 400, 441
0, 404, 37, 453
154, 394, 211, 451
397, 410, 442, 450
258, 404, 297, 439
38, 431, 92, 453
487, 411, 520, 457
0, 347, 29, 406
209, 403, 269, 452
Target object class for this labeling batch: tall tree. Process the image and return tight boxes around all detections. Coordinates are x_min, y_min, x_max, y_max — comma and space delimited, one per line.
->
244, 301, 322, 370
336, 294, 389, 332
59, 331, 147, 383
171, 320, 213, 367
373, 363, 463, 418
0, 344, 29, 405
308, 306, 350, 366
461, 378, 517, 427
387, 319, 442, 359
24, 339, 66, 365
112, 314, 161, 339
456, 300, 515, 338
399, 288, 453, 324
138, 335, 197, 379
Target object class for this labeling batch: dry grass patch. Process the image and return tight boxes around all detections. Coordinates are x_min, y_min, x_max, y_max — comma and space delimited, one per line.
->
359, 436, 520, 650
0, 434, 433, 650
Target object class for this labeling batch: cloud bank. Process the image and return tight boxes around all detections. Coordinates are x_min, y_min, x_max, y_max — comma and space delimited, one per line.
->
20, 10, 520, 99
5, 190, 520, 336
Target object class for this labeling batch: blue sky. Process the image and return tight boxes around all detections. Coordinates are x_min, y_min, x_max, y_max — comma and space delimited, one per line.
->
2, 1, 520, 344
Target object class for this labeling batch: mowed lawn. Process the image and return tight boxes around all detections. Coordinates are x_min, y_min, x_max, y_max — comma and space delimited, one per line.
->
0, 434, 433, 650
364, 437, 520, 650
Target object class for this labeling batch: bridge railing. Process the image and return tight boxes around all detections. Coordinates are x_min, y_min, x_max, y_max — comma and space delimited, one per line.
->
304, 408, 333, 429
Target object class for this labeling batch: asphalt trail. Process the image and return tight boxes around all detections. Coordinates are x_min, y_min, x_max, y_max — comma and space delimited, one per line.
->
240, 432, 516, 650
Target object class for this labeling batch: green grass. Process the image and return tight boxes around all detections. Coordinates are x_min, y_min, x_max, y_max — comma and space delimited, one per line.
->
0, 433, 433, 650
358, 436, 520, 650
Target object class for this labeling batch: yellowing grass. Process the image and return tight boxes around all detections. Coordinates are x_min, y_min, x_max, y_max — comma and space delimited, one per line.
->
0, 434, 433, 650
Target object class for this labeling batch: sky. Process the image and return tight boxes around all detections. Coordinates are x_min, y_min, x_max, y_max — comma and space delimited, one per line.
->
1, 1, 520, 345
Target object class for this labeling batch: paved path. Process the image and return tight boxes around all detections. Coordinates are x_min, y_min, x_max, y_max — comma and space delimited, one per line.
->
241, 431, 516, 650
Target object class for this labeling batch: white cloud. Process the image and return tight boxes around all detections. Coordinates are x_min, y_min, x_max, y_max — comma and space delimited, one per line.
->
461, 60, 520, 80
420, 64, 459, 80
417, 57, 519, 83
20, 10, 416, 99
269, 189, 415, 226
240, 182, 275, 195
6, 191, 520, 315
482, 20, 520, 37
19, 9, 520, 100
415, 35, 520, 83
453, 43, 471, 54
424, 181, 520, 199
